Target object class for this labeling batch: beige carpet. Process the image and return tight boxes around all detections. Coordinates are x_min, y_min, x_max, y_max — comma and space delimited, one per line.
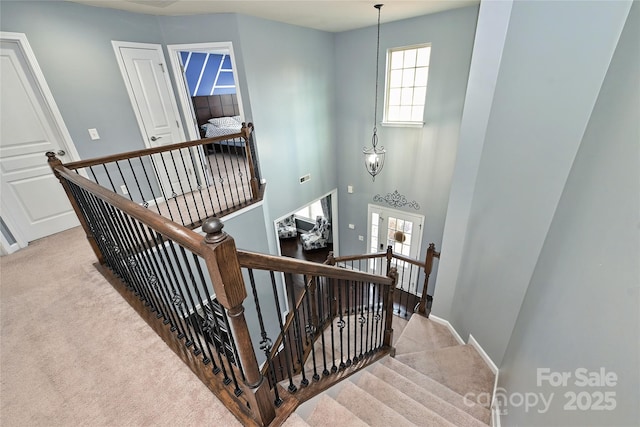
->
0, 227, 241, 427
288, 315, 495, 426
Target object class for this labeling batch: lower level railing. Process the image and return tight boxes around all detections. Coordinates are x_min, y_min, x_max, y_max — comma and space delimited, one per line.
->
329, 244, 440, 318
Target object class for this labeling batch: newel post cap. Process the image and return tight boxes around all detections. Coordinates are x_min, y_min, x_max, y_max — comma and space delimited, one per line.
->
203, 217, 228, 244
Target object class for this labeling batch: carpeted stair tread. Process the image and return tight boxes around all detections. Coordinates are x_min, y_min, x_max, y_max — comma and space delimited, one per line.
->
394, 315, 460, 355
335, 380, 415, 426
394, 344, 495, 408
372, 361, 491, 425
282, 412, 311, 427
305, 394, 369, 427
355, 371, 456, 426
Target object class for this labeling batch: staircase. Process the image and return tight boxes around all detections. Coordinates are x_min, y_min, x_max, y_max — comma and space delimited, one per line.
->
282, 315, 495, 427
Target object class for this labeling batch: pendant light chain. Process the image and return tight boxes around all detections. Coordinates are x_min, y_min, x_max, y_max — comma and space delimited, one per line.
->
373, 4, 382, 139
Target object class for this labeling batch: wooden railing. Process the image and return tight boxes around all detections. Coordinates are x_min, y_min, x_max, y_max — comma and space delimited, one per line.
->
59, 123, 263, 230
330, 243, 440, 318
47, 146, 398, 426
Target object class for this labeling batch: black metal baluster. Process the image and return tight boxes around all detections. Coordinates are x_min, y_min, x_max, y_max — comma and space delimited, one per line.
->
205, 151, 225, 214
286, 274, 308, 387
303, 277, 320, 382
167, 150, 196, 226
352, 279, 358, 364
135, 223, 183, 332
187, 147, 211, 220
317, 276, 329, 377
156, 153, 185, 225
268, 271, 297, 393
149, 232, 191, 343
165, 244, 208, 358
337, 280, 345, 370
345, 279, 351, 367
124, 159, 146, 205
246, 269, 282, 406
219, 144, 237, 207
212, 148, 231, 211
329, 278, 337, 373
136, 157, 163, 216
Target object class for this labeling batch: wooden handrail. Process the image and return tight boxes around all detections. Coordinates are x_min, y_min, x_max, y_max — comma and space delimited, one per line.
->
237, 250, 393, 286
332, 251, 387, 263
63, 124, 253, 170
51, 160, 210, 256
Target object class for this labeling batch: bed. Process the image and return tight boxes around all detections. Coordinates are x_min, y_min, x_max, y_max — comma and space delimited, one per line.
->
192, 94, 245, 152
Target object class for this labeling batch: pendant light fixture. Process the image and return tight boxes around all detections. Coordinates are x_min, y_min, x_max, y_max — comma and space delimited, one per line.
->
363, 3, 385, 181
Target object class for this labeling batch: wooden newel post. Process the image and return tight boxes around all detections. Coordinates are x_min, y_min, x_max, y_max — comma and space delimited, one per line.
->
383, 267, 398, 353
241, 123, 260, 201
385, 245, 393, 274
202, 217, 276, 426
46, 152, 105, 265
416, 243, 440, 316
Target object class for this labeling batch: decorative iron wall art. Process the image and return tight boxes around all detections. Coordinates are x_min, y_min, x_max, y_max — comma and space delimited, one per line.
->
373, 190, 420, 210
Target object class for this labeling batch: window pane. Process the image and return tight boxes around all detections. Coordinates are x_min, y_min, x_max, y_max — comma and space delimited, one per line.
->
402, 68, 415, 87
391, 50, 404, 69
404, 221, 413, 233
401, 88, 413, 105
403, 49, 417, 68
397, 219, 405, 231
388, 106, 401, 121
402, 244, 410, 256
411, 106, 424, 122
388, 217, 396, 229
415, 67, 429, 87
371, 237, 378, 252
389, 88, 401, 105
399, 106, 412, 121
372, 224, 378, 235
404, 233, 411, 245
416, 47, 431, 66
372, 212, 379, 224
413, 87, 427, 105
390, 69, 403, 87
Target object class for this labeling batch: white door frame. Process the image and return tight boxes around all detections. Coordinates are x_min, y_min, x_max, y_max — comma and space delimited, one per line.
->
0, 32, 81, 255
366, 204, 424, 259
166, 41, 245, 142
111, 41, 187, 149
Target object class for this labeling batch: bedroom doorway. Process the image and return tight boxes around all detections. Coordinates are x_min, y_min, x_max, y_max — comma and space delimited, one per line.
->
166, 42, 245, 142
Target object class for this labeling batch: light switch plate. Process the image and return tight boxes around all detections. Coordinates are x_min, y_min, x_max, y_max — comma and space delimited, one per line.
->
88, 128, 100, 140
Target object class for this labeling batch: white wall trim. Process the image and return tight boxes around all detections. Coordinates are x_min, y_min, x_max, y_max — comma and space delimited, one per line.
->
468, 334, 500, 427
428, 314, 465, 345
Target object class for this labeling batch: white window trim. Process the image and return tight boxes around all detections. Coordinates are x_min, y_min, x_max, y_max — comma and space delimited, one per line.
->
382, 43, 431, 128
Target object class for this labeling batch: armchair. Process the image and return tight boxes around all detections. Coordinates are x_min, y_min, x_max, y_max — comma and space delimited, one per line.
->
277, 215, 297, 239
300, 216, 331, 251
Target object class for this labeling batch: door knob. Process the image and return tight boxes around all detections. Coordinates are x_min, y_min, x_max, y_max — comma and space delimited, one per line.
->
150, 136, 162, 142
57, 150, 66, 156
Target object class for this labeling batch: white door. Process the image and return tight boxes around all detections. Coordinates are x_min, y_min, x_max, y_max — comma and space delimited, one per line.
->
367, 205, 424, 292
112, 41, 195, 199
0, 33, 80, 252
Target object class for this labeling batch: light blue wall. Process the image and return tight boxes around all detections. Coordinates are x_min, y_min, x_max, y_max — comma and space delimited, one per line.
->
0, 1, 162, 159
334, 6, 478, 278
499, 3, 639, 424
435, 0, 633, 369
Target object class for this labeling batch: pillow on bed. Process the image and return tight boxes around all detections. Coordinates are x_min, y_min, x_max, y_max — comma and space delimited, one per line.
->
201, 123, 239, 138
208, 116, 240, 128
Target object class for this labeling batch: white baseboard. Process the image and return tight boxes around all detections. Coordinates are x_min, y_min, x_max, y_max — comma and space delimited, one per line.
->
428, 314, 465, 345
468, 334, 500, 427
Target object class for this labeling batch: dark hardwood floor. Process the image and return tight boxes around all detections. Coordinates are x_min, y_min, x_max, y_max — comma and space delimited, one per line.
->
278, 234, 332, 264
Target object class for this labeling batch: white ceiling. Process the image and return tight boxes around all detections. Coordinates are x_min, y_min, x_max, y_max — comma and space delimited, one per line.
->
66, 0, 479, 32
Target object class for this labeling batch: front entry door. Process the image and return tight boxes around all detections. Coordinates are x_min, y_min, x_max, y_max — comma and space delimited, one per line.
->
367, 204, 424, 292
0, 33, 79, 252
112, 41, 196, 199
